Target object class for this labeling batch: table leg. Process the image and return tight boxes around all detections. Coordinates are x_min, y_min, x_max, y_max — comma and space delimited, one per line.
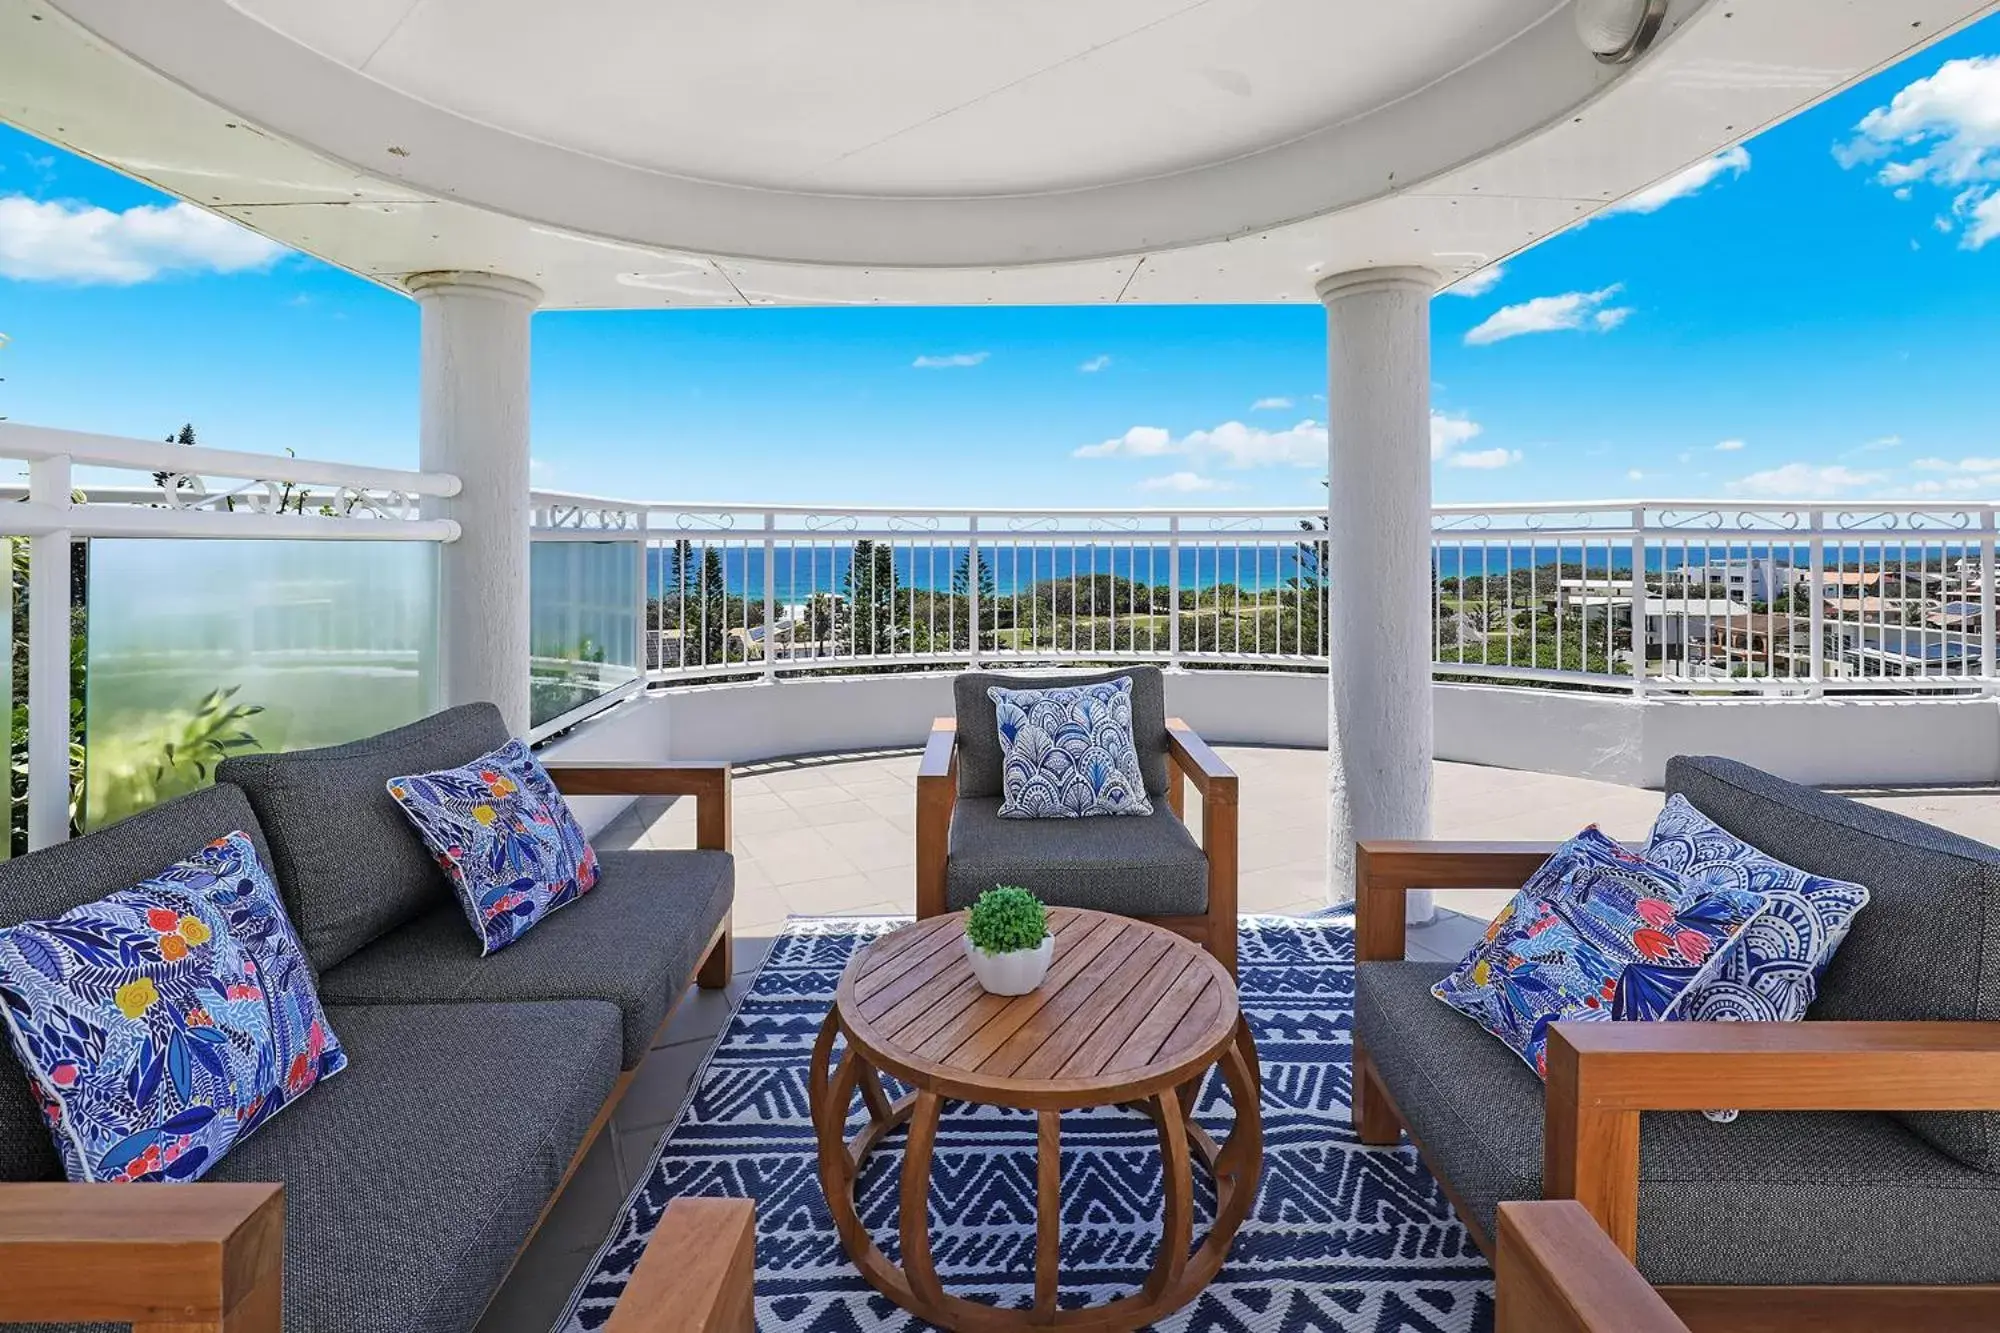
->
1141, 1089, 1194, 1302
900, 1090, 947, 1310
1035, 1110, 1061, 1321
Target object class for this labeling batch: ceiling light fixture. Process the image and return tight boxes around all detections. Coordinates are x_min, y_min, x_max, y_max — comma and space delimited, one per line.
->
1575, 0, 1669, 64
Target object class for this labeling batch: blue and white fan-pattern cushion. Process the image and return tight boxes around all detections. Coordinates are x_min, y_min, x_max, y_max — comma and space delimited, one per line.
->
0, 832, 345, 1183
1645, 793, 1870, 1122
988, 678, 1154, 819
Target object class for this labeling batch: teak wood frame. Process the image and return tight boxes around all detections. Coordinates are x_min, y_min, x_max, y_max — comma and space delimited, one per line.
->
1355, 838, 2000, 1333
0, 762, 749, 1333
916, 716, 1240, 976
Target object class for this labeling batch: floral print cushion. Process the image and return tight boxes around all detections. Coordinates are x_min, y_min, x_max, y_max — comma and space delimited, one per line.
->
0, 832, 345, 1183
1645, 793, 1871, 1122
1432, 827, 1769, 1078
988, 677, 1154, 819
388, 738, 599, 954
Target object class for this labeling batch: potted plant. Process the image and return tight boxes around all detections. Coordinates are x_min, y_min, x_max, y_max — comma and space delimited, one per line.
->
962, 886, 1053, 995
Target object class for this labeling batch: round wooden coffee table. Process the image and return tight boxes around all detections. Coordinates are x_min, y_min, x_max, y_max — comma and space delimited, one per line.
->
809, 908, 1262, 1331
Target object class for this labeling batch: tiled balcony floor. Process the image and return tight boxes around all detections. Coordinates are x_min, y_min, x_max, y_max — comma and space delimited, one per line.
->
476, 747, 2000, 1332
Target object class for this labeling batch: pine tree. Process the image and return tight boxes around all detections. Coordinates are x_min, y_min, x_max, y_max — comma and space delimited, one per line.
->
699, 545, 728, 665
844, 539, 898, 655
952, 548, 995, 650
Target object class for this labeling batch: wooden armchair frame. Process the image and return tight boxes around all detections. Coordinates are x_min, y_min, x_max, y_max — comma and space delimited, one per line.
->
0, 763, 756, 1333
1496, 1201, 1689, 1333
1356, 839, 2000, 1333
917, 715, 1239, 975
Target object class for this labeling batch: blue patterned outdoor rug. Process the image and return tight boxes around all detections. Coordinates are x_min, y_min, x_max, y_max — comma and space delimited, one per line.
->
558, 914, 1493, 1332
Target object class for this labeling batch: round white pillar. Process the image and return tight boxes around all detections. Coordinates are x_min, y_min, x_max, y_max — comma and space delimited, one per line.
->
1317, 267, 1438, 923
410, 271, 540, 735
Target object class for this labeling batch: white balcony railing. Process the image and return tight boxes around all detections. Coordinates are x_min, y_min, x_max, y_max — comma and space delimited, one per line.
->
528, 495, 1999, 702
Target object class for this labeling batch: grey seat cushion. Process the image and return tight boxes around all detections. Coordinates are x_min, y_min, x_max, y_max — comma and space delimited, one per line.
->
1356, 961, 2000, 1286
0, 783, 273, 1184
1668, 755, 2000, 1174
953, 666, 1170, 800
946, 796, 1206, 915
316, 849, 733, 1068
218, 703, 512, 972
205, 999, 623, 1333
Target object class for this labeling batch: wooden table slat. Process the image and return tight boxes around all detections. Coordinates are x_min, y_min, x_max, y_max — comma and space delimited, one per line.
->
1053, 935, 1199, 1081
910, 915, 1129, 1067
1103, 971, 1213, 1077
979, 922, 1153, 1078
851, 916, 965, 1003
1011, 933, 1175, 1081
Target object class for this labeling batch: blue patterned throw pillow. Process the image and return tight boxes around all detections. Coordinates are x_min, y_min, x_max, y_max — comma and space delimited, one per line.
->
1432, 827, 1768, 1078
1645, 793, 1870, 1122
388, 738, 599, 953
0, 832, 345, 1183
988, 677, 1154, 819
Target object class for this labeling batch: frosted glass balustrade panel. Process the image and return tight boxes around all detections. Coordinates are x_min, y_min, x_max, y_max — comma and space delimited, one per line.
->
530, 540, 641, 729
85, 540, 439, 830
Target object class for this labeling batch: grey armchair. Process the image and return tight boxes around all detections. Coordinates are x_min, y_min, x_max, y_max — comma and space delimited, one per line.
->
915, 665, 1239, 975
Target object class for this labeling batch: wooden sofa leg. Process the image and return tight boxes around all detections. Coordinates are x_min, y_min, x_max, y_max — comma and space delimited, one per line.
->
697, 918, 732, 990
1353, 1041, 1403, 1145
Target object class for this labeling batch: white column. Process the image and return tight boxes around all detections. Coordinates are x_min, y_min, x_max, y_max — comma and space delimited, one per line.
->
410, 272, 541, 735
1318, 267, 1438, 922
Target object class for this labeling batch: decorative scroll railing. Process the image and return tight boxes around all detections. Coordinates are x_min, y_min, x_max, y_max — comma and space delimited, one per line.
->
527, 495, 1998, 703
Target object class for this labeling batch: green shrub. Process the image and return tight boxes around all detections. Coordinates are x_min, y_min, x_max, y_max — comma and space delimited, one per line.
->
965, 886, 1049, 954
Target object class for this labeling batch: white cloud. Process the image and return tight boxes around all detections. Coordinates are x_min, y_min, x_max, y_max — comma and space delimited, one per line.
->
1073, 426, 1178, 459
1445, 447, 1521, 470
1444, 264, 1505, 297
1912, 456, 2000, 474
0, 195, 283, 283
1078, 354, 1111, 373
1430, 411, 1483, 460
1714, 439, 1746, 452
1075, 419, 1326, 468
1251, 396, 1293, 411
1901, 476, 1985, 496
1465, 285, 1631, 345
1725, 463, 1889, 498
1137, 471, 1232, 493
1838, 57, 2000, 248
912, 351, 989, 369
1849, 435, 1901, 454
1626, 469, 1649, 482
1606, 146, 1751, 215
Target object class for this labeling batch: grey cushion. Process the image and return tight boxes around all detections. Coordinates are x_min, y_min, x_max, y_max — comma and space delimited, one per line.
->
218, 703, 511, 972
946, 796, 1206, 915
1356, 960, 2000, 1286
953, 666, 1170, 800
1667, 754, 2000, 1174
315, 849, 733, 1068
206, 1000, 623, 1333
0, 784, 273, 1184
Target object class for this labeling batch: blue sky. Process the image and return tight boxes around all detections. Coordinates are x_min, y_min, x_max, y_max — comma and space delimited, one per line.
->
4, 19, 2000, 508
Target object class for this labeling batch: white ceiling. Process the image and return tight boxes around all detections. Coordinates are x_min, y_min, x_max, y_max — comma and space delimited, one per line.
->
226, 0, 1567, 196
3, 0, 1994, 307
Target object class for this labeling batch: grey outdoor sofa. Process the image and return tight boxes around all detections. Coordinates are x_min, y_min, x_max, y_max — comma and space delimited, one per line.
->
1353, 754, 2000, 1332
0, 702, 740, 1333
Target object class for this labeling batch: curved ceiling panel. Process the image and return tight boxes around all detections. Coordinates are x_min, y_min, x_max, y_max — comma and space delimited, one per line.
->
225, 0, 1570, 196
52, 0, 1636, 265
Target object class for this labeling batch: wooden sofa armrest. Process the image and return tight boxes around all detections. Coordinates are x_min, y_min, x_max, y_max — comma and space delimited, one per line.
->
1543, 1020, 2000, 1257
0, 1182, 284, 1330
545, 761, 733, 851
1165, 718, 1239, 976
605, 1198, 756, 1333
915, 718, 957, 919
1354, 840, 1557, 961
1496, 1201, 1689, 1333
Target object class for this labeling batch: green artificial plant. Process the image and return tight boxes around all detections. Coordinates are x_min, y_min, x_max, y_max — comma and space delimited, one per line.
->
965, 885, 1050, 955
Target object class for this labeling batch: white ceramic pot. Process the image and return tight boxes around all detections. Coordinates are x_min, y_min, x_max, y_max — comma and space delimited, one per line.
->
963, 932, 1055, 996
